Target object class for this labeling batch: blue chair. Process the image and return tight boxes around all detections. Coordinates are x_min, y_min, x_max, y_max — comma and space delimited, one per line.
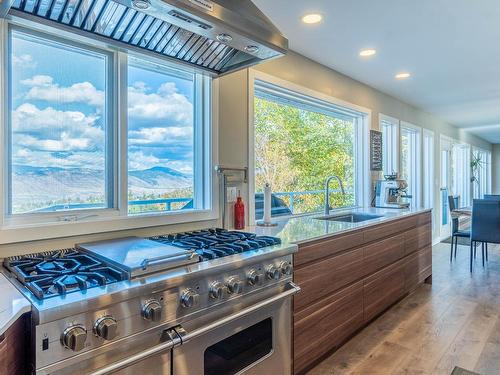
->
448, 195, 470, 262
470, 199, 500, 272
484, 194, 500, 201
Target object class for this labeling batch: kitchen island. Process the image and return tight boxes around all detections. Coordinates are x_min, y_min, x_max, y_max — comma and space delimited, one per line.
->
253, 207, 432, 375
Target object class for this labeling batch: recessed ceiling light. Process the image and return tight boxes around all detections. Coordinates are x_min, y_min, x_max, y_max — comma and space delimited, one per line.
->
359, 49, 376, 57
302, 14, 323, 24
395, 72, 411, 79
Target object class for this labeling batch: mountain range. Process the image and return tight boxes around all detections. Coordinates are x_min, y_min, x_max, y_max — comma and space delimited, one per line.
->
11, 165, 193, 206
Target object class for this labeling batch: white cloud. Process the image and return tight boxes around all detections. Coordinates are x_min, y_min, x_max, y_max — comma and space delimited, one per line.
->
128, 151, 193, 174
128, 82, 193, 125
13, 54, 37, 69
12, 103, 104, 154
22, 75, 105, 107
165, 160, 193, 174
13, 147, 105, 169
16, 134, 91, 152
129, 126, 192, 146
21, 75, 53, 87
128, 151, 161, 171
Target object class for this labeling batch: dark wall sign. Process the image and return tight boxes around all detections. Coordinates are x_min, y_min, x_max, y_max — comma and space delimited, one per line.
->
370, 130, 383, 171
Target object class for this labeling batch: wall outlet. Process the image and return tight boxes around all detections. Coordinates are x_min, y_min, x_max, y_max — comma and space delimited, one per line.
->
227, 187, 238, 203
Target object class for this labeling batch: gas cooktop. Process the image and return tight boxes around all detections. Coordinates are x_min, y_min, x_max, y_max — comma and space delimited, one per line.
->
150, 228, 281, 261
3, 229, 282, 301
3, 249, 127, 300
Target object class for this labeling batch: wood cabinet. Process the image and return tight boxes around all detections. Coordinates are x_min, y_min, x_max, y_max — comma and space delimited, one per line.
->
294, 247, 364, 311
363, 260, 406, 322
293, 282, 364, 375
0, 314, 28, 375
293, 211, 432, 375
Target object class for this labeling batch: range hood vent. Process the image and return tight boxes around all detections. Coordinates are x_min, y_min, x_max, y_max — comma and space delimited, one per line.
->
7, 0, 288, 75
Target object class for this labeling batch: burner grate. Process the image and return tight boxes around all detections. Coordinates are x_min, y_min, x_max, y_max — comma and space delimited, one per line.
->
150, 228, 281, 261
4, 248, 127, 300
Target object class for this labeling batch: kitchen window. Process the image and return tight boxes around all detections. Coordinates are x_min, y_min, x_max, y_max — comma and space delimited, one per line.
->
422, 129, 435, 209
7, 28, 113, 215
400, 123, 421, 209
380, 114, 399, 176
472, 148, 492, 199
1, 22, 215, 239
252, 77, 369, 220
127, 58, 210, 215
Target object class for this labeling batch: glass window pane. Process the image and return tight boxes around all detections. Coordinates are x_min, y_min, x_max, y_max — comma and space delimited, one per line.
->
9, 30, 110, 214
254, 94, 357, 218
127, 59, 195, 214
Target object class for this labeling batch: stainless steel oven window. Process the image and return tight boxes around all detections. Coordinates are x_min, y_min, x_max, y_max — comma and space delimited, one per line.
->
204, 318, 273, 375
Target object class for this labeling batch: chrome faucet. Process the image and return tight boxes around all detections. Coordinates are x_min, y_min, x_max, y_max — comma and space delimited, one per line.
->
324, 175, 346, 215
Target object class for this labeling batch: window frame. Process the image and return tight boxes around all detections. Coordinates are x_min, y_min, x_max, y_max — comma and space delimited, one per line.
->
400, 122, 422, 209
379, 113, 400, 176
0, 17, 218, 244
422, 129, 435, 209
248, 69, 371, 224
5, 24, 118, 222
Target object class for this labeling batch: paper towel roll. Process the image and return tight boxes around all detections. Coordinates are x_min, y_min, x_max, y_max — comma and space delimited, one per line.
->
263, 183, 272, 224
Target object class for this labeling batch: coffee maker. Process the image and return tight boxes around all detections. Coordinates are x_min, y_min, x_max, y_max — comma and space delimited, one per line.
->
375, 176, 412, 209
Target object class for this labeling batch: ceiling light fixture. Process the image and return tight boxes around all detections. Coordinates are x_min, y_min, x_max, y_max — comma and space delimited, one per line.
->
395, 72, 411, 79
302, 14, 323, 24
359, 49, 376, 57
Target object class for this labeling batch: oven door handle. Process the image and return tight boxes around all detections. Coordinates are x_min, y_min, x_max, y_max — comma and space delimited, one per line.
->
88, 330, 180, 375
180, 281, 301, 343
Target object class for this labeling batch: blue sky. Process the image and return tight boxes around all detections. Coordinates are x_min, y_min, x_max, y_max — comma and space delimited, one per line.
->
11, 30, 195, 176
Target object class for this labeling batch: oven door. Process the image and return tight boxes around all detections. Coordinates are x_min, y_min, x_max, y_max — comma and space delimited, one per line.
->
173, 282, 299, 375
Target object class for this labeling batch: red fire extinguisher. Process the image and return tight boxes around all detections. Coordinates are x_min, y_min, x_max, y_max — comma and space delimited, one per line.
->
234, 194, 245, 230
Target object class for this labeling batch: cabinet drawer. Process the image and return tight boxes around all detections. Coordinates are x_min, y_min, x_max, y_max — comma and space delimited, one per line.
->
405, 246, 432, 292
294, 247, 364, 311
294, 282, 364, 375
363, 261, 406, 323
295, 231, 364, 267
363, 234, 405, 275
417, 211, 432, 226
363, 216, 417, 243
404, 223, 432, 255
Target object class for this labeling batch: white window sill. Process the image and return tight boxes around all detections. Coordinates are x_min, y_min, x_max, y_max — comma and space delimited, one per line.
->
0, 209, 218, 245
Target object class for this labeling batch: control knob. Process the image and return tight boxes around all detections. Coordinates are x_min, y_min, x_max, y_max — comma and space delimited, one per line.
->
94, 316, 118, 341
142, 300, 162, 322
180, 289, 200, 308
266, 265, 281, 280
247, 269, 261, 286
209, 281, 225, 300
226, 277, 243, 294
61, 325, 87, 352
279, 261, 293, 276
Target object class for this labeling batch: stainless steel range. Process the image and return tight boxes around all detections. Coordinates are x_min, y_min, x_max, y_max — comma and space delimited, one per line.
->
3, 228, 299, 375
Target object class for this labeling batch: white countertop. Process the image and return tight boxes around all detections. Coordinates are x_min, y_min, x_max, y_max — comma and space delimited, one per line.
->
250, 207, 432, 244
0, 273, 31, 335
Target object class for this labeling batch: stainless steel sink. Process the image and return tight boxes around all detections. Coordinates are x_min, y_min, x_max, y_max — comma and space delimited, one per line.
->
315, 212, 383, 223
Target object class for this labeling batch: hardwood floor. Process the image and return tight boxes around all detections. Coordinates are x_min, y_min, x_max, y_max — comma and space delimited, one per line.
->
307, 242, 500, 375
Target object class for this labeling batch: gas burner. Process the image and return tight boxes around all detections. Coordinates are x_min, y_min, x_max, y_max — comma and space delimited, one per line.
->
4, 249, 126, 300
150, 228, 281, 261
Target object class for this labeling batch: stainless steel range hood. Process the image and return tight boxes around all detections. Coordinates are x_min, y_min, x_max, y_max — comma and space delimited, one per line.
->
6, 0, 288, 75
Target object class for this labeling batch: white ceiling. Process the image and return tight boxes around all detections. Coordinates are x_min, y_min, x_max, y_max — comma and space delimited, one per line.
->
253, 0, 500, 144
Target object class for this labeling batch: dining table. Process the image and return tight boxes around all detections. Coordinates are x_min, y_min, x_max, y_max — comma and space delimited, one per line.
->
451, 206, 472, 231
451, 206, 472, 219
